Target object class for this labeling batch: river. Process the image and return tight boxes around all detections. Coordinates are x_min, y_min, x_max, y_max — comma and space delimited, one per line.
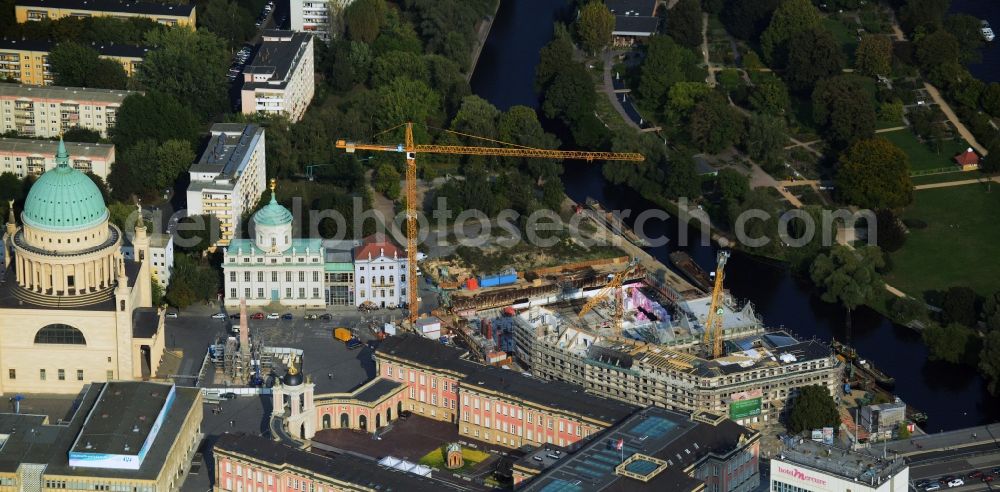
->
469, 0, 1000, 432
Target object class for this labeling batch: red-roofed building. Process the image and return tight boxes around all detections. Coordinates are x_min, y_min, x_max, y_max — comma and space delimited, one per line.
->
954, 147, 980, 171
353, 235, 407, 308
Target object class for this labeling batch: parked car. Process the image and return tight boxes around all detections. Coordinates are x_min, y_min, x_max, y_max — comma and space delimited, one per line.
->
947, 478, 964, 488
346, 337, 363, 350
220, 392, 237, 400
983, 475, 995, 483
252, 312, 265, 320
281, 313, 293, 320
230, 314, 240, 320
266, 313, 280, 320
969, 470, 983, 479
925, 483, 941, 491
320, 313, 332, 321
165, 311, 178, 318
211, 312, 227, 319
304, 314, 318, 320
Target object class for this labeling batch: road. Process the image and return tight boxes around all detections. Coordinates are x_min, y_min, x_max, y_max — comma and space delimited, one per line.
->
601, 49, 642, 130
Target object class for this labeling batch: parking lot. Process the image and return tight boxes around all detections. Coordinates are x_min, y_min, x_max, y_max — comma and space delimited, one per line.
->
910, 451, 1000, 491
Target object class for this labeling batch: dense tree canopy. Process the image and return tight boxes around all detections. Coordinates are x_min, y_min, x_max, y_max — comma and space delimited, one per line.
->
165, 253, 220, 308
812, 75, 876, 147
923, 322, 977, 364
638, 36, 700, 113
198, 0, 256, 47
667, 0, 703, 48
49, 42, 127, 89
108, 138, 194, 200
898, 0, 950, 35
760, 0, 821, 66
112, 92, 200, 149
835, 137, 913, 209
855, 35, 893, 77
787, 385, 840, 433
576, 1, 614, 54
743, 114, 786, 171
720, 0, 779, 41
942, 286, 979, 326
135, 28, 229, 119
748, 73, 791, 115
344, 0, 386, 44
785, 28, 845, 93
690, 92, 743, 153
810, 245, 885, 323
980, 331, 1000, 394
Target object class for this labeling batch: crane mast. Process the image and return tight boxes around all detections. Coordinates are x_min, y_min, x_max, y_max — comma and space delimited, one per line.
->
703, 250, 730, 359
336, 122, 644, 323
577, 258, 639, 338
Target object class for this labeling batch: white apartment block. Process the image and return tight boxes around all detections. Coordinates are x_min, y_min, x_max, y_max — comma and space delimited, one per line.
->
123, 233, 174, 288
0, 137, 114, 180
0, 84, 135, 138
353, 236, 407, 308
240, 30, 315, 123
289, 0, 354, 41
185, 123, 267, 247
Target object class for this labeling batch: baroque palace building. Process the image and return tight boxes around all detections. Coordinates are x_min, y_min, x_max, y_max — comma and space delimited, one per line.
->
0, 138, 161, 394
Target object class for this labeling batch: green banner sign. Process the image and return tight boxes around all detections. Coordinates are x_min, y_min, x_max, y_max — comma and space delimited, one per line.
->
729, 397, 762, 420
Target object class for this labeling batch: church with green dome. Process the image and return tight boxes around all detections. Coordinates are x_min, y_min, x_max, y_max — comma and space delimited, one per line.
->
0, 138, 161, 395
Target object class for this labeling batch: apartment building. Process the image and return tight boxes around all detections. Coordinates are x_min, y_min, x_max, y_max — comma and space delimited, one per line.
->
123, 232, 174, 288
240, 30, 315, 123
186, 123, 267, 246
289, 0, 354, 41
0, 39, 148, 85
375, 334, 639, 451
15, 0, 196, 27
353, 235, 407, 308
0, 84, 135, 138
514, 309, 841, 427
0, 137, 114, 179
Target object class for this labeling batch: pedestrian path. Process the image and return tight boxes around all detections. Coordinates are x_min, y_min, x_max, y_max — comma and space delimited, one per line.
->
914, 175, 1000, 190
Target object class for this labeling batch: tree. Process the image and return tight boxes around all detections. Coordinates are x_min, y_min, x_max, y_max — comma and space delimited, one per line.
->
743, 114, 786, 171
915, 30, 960, 75
112, 92, 199, 149
899, 0, 949, 35
980, 331, 1000, 394
666, 81, 713, 113
923, 322, 975, 364
135, 28, 229, 119
154, 139, 195, 191
720, 0, 779, 41
889, 296, 929, 325
62, 127, 101, 143
943, 14, 983, 62
981, 83, 1000, 117
813, 75, 876, 147
450, 95, 501, 140
498, 105, 561, 178
748, 74, 790, 116
638, 36, 698, 112
370, 50, 429, 87
535, 28, 575, 92
108, 139, 159, 200
810, 244, 885, 327
372, 164, 401, 200
878, 100, 904, 124
982, 291, 1000, 332
48, 41, 127, 89
856, 35, 893, 77
344, 0, 386, 44
198, 0, 255, 47
874, 208, 906, 252
835, 137, 913, 209
667, 0, 703, 48
690, 92, 742, 153
716, 167, 749, 204
151, 279, 164, 307
983, 138, 1000, 192
760, 0, 821, 66
897, 422, 912, 439
371, 77, 441, 132
785, 28, 845, 92
787, 385, 840, 433
942, 286, 979, 326
165, 253, 219, 308
575, 1, 614, 54
542, 64, 596, 124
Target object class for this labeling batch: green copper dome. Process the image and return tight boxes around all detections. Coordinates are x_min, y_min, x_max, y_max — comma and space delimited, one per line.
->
22, 138, 109, 231
253, 189, 293, 226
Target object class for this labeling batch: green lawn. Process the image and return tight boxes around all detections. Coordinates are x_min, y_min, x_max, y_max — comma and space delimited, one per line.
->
880, 130, 968, 172
823, 17, 859, 64
887, 185, 1000, 297
910, 171, 977, 186
419, 445, 490, 472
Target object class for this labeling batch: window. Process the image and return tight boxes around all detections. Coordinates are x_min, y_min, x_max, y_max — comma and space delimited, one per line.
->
286, 272, 291, 282
7, 369, 13, 379
360, 276, 364, 284
286, 288, 291, 298
257, 272, 263, 282
77, 369, 83, 381
230, 272, 236, 281
313, 288, 319, 298
244, 272, 250, 282
40, 369, 46, 381
257, 288, 264, 298
298, 288, 305, 298
34, 324, 86, 345
272, 272, 277, 282
313, 271, 319, 282
298, 272, 305, 282
230, 288, 237, 298
107, 370, 113, 379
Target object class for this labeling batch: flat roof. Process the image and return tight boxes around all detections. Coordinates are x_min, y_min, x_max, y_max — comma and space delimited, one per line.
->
70, 381, 171, 456
0, 38, 149, 58
523, 407, 757, 491
15, 0, 194, 16
378, 335, 640, 425
613, 15, 659, 35
242, 31, 311, 92
0, 84, 136, 104
132, 307, 159, 339
353, 378, 405, 403
776, 437, 907, 484
0, 137, 114, 158
215, 433, 467, 491
0, 382, 199, 480
190, 123, 263, 178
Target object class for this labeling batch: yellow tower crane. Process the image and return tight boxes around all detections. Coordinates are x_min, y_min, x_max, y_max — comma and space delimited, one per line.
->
703, 250, 731, 359
577, 258, 640, 338
336, 122, 645, 322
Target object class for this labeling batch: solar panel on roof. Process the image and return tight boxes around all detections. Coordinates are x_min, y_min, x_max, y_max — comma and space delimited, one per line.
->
625, 459, 659, 475
539, 480, 583, 492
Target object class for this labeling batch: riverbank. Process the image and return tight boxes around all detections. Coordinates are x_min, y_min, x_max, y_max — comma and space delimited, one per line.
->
466, 0, 501, 82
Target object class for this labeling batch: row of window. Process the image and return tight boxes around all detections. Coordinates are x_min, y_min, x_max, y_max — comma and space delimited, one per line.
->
44, 480, 148, 491
231, 271, 320, 283
10, 368, 111, 381
237, 256, 319, 263
229, 288, 321, 300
